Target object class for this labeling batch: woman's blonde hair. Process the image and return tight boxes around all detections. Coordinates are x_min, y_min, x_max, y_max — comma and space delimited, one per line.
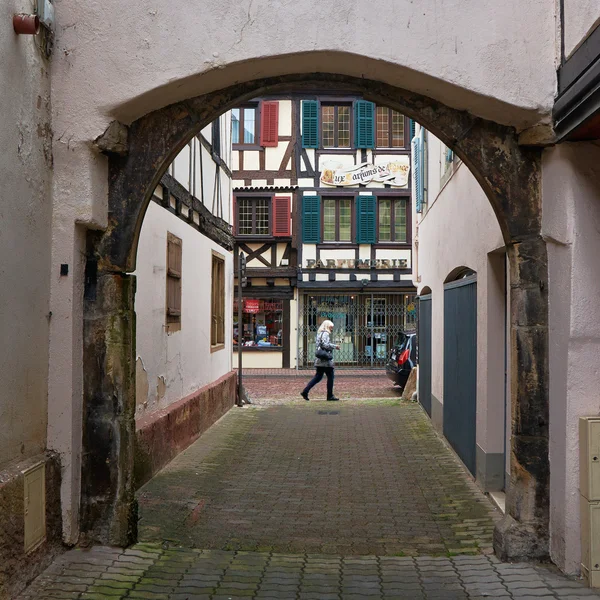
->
318, 320, 334, 333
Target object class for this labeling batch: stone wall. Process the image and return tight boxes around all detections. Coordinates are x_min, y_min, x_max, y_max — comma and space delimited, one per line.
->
0, 453, 63, 600
134, 371, 237, 488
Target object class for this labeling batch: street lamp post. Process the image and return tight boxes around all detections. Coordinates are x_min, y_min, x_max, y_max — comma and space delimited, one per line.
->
237, 250, 246, 406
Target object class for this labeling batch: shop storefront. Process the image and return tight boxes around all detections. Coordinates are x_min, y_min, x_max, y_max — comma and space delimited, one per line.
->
298, 292, 416, 368
233, 295, 291, 368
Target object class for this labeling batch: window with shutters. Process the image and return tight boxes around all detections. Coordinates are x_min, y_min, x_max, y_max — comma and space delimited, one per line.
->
232, 105, 258, 146
302, 195, 321, 243
356, 195, 377, 244
272, 196, 291, 237
355, 100, 375, 148
211, 253, 225, 349
302, 100, 319, 148
321, 103, 351, 148
260, 101, 279, 147
378, 198, 408, 243
323, 197, 353, 242
236, 197, 271, 236
376, 107, 406, 148
166, 232, 182, 332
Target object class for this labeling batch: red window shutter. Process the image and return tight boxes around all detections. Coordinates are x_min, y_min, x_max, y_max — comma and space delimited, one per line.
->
273, 196, 291, 237
260, 101, 279, 147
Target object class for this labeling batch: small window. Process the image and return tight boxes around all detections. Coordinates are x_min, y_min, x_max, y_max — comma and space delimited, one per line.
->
211, 254, 225, 347
237, 197, 270, 236
166, 232, 182, 332
378, 198, 407, 243
323, 197, 352, 242
321, 104, 351, 148
376, 106, 405, 148
232, 106, 257, 145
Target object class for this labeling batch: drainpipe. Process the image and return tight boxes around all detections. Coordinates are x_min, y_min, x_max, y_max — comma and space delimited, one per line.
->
13, 14, 40, 34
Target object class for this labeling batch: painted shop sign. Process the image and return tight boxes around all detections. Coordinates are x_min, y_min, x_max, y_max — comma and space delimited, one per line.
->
320, 159, 410, 187
243, 299, 261, 313
304, 258, 408, 269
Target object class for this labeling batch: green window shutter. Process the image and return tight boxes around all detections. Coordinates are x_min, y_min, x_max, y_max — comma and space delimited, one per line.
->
409, 119, 416, 142
302, 195, 321, 243
302, 100, 319, 148
356, 195, 376, 244
412, 130, 424, 213
355, 100, 375, 148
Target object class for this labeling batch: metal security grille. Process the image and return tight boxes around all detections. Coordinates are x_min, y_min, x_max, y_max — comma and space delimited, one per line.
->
299, 293, 417, 368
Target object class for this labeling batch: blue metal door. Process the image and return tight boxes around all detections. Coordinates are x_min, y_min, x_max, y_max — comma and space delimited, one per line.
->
418, 295, 432, 416
443, 276, 477, 475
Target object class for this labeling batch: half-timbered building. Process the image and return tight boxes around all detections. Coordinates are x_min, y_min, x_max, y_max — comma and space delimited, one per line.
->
232, 95, 417, 369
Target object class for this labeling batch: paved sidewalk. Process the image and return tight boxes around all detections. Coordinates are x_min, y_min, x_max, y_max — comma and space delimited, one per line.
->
240, 369, 387, 377
18, 399, 600, 599
18, 544, 600, 599
243, 375, 403, 403
136, 400, 496, 556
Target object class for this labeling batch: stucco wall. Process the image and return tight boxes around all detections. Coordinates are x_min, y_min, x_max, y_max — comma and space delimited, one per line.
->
0, 1, 52, 469
563, 0, 600, 58
415, 131, 506, 484
543, 142, 600, 575
52, 0, 556, 134
134, 201, 233, 420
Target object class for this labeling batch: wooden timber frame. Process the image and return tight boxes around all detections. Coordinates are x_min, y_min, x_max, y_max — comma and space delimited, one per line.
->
83, 73, 549, 563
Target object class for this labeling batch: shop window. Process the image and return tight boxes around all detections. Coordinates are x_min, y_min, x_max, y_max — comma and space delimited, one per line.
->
236, 197, 270, 236
378, 198, 407, 243
323, 197, 352, 242
166, 232, 182, 332
233, 299, 283, 348
376, 107, 405, 148
211, 253, 225, 347
321, 104, 351, 148
232, 105, 257, 145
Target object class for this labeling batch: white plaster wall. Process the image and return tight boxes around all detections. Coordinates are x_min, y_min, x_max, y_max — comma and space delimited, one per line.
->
543, 142, 600, 575
563, 0, 600, 57
416, 134, 505, 462
52, 0, 555, 137
0, 1, 52, 469
134, 201, 233, 419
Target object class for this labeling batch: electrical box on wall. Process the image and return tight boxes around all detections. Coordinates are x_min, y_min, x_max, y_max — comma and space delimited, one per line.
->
23, 463, 46, 553
581, 417, 600, 500
36, 0, 54, 29
580, 417, 600, 587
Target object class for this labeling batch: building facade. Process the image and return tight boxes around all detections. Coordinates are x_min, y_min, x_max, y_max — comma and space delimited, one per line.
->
231, 95, 417, 369
132, 114, 236, 486
411, 123, 509, 498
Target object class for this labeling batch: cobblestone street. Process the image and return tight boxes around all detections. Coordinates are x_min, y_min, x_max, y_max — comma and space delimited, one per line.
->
18, 394, 600, 599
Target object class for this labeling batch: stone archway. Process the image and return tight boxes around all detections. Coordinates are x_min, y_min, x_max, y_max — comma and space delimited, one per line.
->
82, 72, 548, 562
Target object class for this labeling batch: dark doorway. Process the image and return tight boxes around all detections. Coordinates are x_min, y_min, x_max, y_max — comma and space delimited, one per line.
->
443, 275, 477, 475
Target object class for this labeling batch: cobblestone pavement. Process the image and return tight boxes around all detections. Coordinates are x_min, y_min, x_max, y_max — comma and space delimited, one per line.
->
18, 398, 600, 598
244, 375, 402, 404
18, 544, 600, 599
137, 400, 496, 555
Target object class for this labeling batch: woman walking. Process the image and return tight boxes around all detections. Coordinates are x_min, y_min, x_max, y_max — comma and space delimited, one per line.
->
301, 320, 340, 402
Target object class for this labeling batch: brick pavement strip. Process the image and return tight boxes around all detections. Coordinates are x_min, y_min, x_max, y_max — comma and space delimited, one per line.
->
16, 399, 600, 599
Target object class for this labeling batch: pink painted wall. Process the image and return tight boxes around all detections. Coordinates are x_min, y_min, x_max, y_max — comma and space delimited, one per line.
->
543, 142, 600, 574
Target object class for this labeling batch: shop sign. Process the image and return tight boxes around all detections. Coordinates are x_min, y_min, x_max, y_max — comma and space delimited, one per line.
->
263, 301, 283, 312
320, 159, 410, 187
304, 258, 408, 269
243, 299, 261, 313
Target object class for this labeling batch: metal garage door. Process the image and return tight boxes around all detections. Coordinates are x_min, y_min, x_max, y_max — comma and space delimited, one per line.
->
418, 294, 432, 416
443, 276, 477, 475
